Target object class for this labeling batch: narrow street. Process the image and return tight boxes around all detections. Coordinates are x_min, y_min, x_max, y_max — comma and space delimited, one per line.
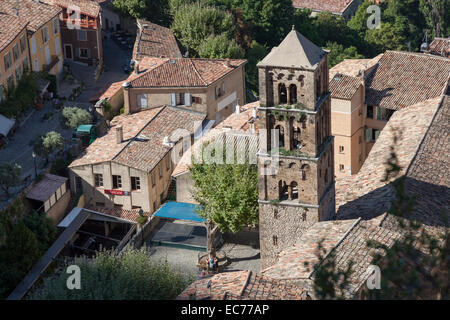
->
0, 31, 132, 207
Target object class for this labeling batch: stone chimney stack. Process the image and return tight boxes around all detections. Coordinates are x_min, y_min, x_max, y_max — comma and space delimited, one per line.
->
122, 82, 131, 115
116, 126, 123, 144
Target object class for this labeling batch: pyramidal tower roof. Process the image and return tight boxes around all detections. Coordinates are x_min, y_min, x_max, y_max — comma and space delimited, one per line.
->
257, 27, 327, 70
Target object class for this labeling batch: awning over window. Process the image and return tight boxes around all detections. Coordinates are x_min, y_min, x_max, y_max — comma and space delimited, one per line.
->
0, 114, 15, 137
154, 201, 205, 223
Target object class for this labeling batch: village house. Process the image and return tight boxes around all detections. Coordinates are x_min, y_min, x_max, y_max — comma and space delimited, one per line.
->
292, 0, 363, 19
43, 0, 103, 67
133, 19, 182, 61
25, 173, 70, 224
1, 0, 64, 79
0, 13, 30, 102
68, 106, 205, 213
425, 37, 450, 58
329, 51, 450, 177
122, 57, 247, 123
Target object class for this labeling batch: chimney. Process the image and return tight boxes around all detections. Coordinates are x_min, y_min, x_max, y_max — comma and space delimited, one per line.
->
225, 58, 231, 67
122, 82, 131, 115
116, 126, 123, 144
134, 61, 140, 74
235, 101, 241, 114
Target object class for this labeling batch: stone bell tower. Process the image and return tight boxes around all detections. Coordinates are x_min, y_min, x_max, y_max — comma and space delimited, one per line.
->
257, 27, 336, 269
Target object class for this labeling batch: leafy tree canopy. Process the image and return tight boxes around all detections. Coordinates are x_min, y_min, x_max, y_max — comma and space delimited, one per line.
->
0, 162, 22, 198
198, 34, 245, 59
62, 106, 92, 130
28, 249, 194, 300
33, 131, 64, 162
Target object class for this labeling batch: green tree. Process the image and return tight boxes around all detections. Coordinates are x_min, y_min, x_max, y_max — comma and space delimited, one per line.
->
23, 211, 57, 253
230, 0, 293, 47
190, 142, 259, 257
171, 2, 236, 56
28, 248, 194, 300
325, 42, 365, 67
112, 0, 171, 26
245, 41, 268, 94
198, 34, 244, 59
33, 131, 64, 164
0, 162, 22, 198
0, 221, 41, 298
61, 106, 92, 130
419, 0, 450, 38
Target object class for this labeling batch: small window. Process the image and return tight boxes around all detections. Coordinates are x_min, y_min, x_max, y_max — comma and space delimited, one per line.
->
153, 201, 157, 212
53, 18, 60, 34
131, 176, 141, 190
4, 52, 12, 70
160, 193, 164, 204
42, 26, 49, 43
12, 44, 20, 62
359, 135, 362, 144
95, 202, 105, 207
221, 82, 225, 95
20, 35, 26, 53
158, 164, 162, 178
0, 85, 4, 102
22, 56, 29, 72
112, 175, 122, 189
339, 164, 345, 172
366, 105, 374, 119
77, 30, 87, 41
7, 75, 14, 90
15, 67, 22, 82
273, 235, 278, 246
94, 174, 103, 187
151, 172, 156, 186
114, 204, 123, 209
79, 48, 89, 58
339, 146, 344, 153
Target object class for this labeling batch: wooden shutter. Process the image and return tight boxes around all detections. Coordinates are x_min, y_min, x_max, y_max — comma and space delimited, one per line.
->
185, 93, 191, 106
365, 128, 372, 142
171, 93, 176, 106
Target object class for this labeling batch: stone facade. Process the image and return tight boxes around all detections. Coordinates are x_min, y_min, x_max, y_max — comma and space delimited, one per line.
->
256, 29, 335, 269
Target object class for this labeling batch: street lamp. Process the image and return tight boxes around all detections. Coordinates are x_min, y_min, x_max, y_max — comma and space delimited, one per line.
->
32, 151, 37, 178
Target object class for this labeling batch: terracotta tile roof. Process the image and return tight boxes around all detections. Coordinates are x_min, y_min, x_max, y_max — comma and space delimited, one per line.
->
1, 0, 61, 34
130, 58, 247, 88
262, 219, 359, 279
292, 0, 357, 14
133, 20, 182, 60
365, 51, 450, 110
428, 37, 450, 58
114, 107, 205, 172
335, 96, 443, 221
329, 54, 383, 79
0, 13, 28, 52
91, 57, 168, 102
171, 101, 260, 177
177, 271, 312, 300
43, 0, 100, 17
26, 174, 67, 202
85, 204, 149, 223
69, 108, 163, 168
69, 106, 206, 172
329, 73, 362, 100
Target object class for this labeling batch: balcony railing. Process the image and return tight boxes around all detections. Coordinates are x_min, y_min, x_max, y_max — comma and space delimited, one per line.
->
43, 55, 59, 72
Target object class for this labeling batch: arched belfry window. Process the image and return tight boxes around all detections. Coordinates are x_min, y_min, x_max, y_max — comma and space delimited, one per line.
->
275, 125, 284, 148
279, 180, 288, 201
290, 181, 298, 200
289, 84, 297, 104
293, 126, 301, 149
278, 83, 287, 104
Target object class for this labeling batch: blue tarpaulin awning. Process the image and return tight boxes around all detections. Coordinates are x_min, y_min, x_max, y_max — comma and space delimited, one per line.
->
154, 201, 205, 223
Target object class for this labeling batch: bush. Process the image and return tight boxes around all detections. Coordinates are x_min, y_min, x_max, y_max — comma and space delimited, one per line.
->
28, 248, 194, 300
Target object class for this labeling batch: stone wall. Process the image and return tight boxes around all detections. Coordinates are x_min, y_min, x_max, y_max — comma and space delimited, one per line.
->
259, 202, 319, 269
